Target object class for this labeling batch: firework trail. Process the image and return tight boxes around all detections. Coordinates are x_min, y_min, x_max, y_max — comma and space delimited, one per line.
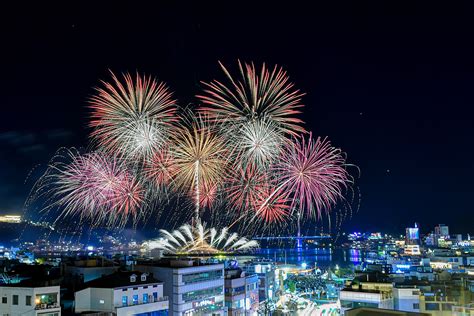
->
252, 183, 290, 224
197, 61, 306, 136
89, 71, 178, 161
196, 182, 218, 210
170, 113, 228, 220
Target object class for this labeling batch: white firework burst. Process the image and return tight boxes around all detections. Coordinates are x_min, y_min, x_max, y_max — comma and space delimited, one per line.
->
229, 118, 284, 168
143, 221, 259, 255
120, 116, 168, 161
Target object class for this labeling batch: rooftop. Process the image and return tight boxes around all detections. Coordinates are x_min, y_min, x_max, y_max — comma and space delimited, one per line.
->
0, 276, 61, 288
138, 258, 223, 268
225, 268, 244, 279
341, 288, 388, 294
79, 271, 161, 290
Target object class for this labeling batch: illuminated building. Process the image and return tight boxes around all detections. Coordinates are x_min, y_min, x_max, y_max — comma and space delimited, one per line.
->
138, 259, 226, 315
437, 238, 452, 248
243, 261, 276, 303
405, 223, 420, 246
224, 268, 259, 316
432, 224, 450, 247
419, 286, 473, 316
404, 245, 421, 256
74, 271, 168, 316
339, 274, 394, 313
0, 215, 22, 223
434, 224, 449, 238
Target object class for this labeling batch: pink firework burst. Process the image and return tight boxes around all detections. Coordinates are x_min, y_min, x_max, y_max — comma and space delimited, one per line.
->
50, 151, 144, 228
273, 133, 350, 219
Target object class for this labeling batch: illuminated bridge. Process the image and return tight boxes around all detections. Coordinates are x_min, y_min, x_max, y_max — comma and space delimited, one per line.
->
253, 235, 332, 240
253, 235, 332, 248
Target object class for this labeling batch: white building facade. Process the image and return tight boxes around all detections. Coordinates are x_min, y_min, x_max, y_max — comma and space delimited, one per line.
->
393, 287, 420, 312
75, 272, 169, 316
339, 289, 393, 312
0, 285, 60, 316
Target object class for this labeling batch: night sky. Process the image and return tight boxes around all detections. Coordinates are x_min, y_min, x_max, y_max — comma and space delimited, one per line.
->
2, 2, 474, 235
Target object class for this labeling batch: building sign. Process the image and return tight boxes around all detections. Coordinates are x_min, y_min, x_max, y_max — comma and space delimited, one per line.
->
193, 298, 215, 308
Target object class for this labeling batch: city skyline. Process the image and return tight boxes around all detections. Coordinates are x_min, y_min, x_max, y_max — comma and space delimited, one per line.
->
2, 2, 474, 235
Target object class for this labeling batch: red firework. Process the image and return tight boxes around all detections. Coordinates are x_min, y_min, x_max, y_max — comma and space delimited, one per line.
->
252, 184, 290, 223
109, 172, 144, 219
196, 182, 218, 209
144, 147, 177, 189
273, 133, 349, 219
226, 163, 268, 212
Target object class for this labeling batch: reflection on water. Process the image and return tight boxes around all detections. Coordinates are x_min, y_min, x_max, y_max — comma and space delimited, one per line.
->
237, 248, 366, 269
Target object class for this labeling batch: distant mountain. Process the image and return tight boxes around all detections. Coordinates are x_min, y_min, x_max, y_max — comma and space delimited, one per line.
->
0, 222, 57, 246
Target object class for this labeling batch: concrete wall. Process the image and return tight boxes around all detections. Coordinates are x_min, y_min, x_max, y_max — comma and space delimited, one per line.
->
76, 284, 165, 314
393, 288, 420, 312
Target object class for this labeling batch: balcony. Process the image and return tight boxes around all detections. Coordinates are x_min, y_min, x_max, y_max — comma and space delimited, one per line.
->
35, 303, 60, 310
423, 295, 456, 303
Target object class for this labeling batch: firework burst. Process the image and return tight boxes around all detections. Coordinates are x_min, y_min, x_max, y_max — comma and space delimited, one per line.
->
26, 61, 356, 238
144, 146, 177, 190
228, 118, 284, 169
197, 61, 306, 136
196, 182, 218, 210
171, 114, 228, 218
273, 134, 350, 219
143, 221, 259, 255
226, 163, 267, 212
89, 71, 178, 161
252, 184, 290, 224
42, 151, 145, 228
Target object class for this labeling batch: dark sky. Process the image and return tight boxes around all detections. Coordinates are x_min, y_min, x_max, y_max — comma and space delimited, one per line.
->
2, 2, 474, 235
